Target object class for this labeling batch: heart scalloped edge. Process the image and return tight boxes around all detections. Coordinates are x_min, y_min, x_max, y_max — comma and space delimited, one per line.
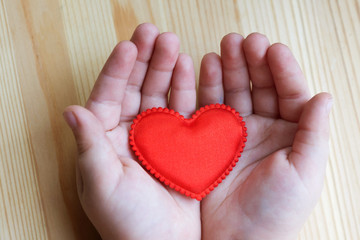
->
129, 103, 247, 201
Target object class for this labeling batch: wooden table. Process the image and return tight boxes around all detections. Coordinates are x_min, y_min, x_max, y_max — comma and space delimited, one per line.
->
1, 0, 359, 239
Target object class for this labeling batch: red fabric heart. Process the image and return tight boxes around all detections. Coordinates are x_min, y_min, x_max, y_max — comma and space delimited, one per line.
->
129, 104, 247, 200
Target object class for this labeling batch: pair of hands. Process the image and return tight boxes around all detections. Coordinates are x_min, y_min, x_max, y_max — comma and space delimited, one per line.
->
63, 23, 332, 240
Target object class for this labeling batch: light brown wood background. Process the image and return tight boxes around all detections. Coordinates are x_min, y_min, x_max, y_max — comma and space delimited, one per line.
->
0, 0, 359, 239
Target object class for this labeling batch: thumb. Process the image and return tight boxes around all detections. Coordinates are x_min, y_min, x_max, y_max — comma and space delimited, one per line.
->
63, 105, 123, 195
289, 92, 333, 186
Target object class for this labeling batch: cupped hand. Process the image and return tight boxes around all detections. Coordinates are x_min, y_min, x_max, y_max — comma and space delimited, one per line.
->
63, 23, 200, 240
199, 33, 332, 240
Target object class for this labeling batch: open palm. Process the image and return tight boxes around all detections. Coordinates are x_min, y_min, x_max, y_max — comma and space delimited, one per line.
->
64, 24, 200, 240
199, 33, 332, 240
64, 24, 332, 240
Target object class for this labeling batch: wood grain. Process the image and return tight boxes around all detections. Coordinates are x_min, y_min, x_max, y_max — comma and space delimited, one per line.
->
0, 0, 359, 239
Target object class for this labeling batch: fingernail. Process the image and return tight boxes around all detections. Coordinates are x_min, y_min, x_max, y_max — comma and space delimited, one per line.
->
326, 97, 333, 114
63, 111, 77, 129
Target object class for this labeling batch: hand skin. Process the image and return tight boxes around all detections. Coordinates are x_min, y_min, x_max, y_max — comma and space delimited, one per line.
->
63, 23, 200, 240
64, 23, 332, 240
199, 33, 332, 240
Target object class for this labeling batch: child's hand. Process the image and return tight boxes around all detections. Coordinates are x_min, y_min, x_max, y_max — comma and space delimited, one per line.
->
63, 23, 200, 240
199, 33, 332, 240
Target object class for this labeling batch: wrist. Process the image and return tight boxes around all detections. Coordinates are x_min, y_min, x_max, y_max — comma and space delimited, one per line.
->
201, 220, 298, 240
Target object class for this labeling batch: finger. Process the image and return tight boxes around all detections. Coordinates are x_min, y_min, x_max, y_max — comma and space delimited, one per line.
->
63, 106, 123, 195
140, 32, 180, 111
221, 33, 252, 116
243, 33, 278, 118
120, 23, 160, 122
198, 53, 224, 107
267, 43, 311, 122
168, 53, 196, 118
86, 41, 137, 130
289, 93, 332, 185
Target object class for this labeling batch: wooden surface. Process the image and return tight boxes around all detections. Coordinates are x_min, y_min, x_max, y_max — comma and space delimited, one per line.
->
1, 0, 359, 239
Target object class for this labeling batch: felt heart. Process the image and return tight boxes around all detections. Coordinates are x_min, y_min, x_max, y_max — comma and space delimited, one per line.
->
129, 104, 247, 200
